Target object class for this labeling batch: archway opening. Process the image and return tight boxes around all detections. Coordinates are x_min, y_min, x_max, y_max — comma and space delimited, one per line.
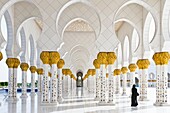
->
76, 71, 83, 87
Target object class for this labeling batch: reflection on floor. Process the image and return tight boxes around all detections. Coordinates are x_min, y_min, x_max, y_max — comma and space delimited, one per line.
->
0, 87, 170, 113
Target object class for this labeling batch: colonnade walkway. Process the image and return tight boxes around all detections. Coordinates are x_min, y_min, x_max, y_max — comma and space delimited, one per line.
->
0, 87, 170, 113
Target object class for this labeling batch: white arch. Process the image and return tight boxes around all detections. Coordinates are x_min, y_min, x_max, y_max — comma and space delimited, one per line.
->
123, 36, 129, 64
4, 10, 13, 57
143, 12, 155, 49
56, 0, 101, 40
70, 44, 90, 59
131, 28, 140, 53
0, 0, 42, 49
113, 0, 158, 45
162, 0, 170, 42
29, 35, 36, 66
19, 27, 26, 62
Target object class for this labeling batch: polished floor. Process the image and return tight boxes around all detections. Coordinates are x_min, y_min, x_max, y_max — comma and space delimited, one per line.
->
0, 88, 170, 113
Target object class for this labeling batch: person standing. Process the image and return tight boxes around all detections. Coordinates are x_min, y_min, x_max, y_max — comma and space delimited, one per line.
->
131, 84, 139, 107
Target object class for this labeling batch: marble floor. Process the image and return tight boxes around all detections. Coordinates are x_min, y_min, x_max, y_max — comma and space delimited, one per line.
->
0, 88, 170, 113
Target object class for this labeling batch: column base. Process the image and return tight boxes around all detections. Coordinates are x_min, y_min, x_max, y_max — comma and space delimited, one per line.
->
20, 95, 28, 99
94, 97, 100, 101
122, 93, 127, 96
98, 102, 115, 106
57, 97, 63, 103
30, 92, 36, 96
154, 102, 170, 106
115, 91, 120, 94
107, 101, 115, 106
37, 92, 42, 96
138, 97, 149, 101
6, 97, 19, 102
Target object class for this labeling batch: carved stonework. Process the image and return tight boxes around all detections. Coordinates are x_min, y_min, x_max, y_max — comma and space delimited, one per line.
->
65, 20, 93, 31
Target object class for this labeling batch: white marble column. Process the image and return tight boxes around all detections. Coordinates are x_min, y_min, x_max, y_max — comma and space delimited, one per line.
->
97, 52, 108, 105
121, 67, 128, 96
94, 68, 100, 101
6, 58, 15, 101
153, 52, 169, 106
128, 64, 137, 88
99, 65, 107, 104
106, 52, 117, 104
20, 63, 29, 98
50, 65, 58, 103
13, 58, 20, 101
57, 59, 65, 103
114, 69, 121, 94
107, 65, 115, 104
40, 51, 50, 103
37, 68, 43, 94
137, 59, 150, 101
30, 66, 36, 96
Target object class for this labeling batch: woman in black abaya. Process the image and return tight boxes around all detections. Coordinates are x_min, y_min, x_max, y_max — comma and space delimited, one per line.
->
131, 84, 139, 107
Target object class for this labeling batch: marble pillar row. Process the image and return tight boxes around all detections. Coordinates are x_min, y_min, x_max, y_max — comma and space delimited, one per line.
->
121, 67, 128, 96
6, 58, 15, 101
57, 59, 65, 103
97, 52, 107, 105
128, 64, 137, 88
114, 69, 121, 94
30, 66, 37, 96
20, 63, 29, 98
36, 68, 43, 95
153, 52, 169, 106
49, 52, 60, 104
137, 59, 150, 101
93, 59, 100, 101
40, 51, 50, 103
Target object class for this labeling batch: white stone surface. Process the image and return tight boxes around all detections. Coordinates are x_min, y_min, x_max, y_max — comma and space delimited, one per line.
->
0, 88, 170, 113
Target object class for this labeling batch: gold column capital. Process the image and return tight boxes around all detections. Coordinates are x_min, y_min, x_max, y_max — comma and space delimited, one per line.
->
20, 63, 29, 71
6, 58, 15, 68
48, 72, 52, 77
0, 52, 3, 61
97, 52, 108, 64
57, 59, 65, 69
13, 58, 20, 68
66, 69, 72, 76
153, 52, 170, 65
128, 64, 137, 72
87, 69, 93, 75
36, 68, 43, 75
107, 52, 117, 65
121, 67, 128, 74
50, 51, 60, 64
114, 69, 121, 76
92, 69, 96, 76
62, 69, 65, 75
136, 59, 150, 69
30, 66, 36, 73
40, 51, 50, 64
93, 59, 100, 69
